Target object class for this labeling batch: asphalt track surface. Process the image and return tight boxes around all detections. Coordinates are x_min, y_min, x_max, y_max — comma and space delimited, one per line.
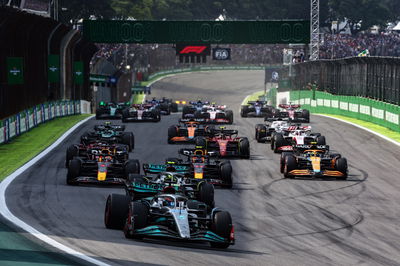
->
6, 71, 400, 266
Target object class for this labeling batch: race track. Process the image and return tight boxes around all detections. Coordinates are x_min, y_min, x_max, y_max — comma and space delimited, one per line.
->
6, 70, 400, 266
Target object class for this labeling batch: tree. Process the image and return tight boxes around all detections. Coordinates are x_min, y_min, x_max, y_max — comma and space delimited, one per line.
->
328, 0, 390, 34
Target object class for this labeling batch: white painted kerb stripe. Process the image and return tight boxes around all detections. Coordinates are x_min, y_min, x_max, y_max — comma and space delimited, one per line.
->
0, 115, 109, 266
314, 114, 400, 147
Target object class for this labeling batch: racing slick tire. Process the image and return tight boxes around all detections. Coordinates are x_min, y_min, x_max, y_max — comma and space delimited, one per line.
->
122, 109, 129, 123
152, 110, 161, 122
255, 124, 266, 142
225, 110, 234, 124
195, 136, 207, 149
220, 162, 233, 188
310, 132, 321, 137
239, 137, 250, 159
95, 109, 103, 120
210, 211, 233, 249
104, 194, 130, 230
198, 182, 215, 208
273, 133, 285, 153
124, 202, 149, 239
168, 126, 178, 144
160, 103, 170, 115
283, 155, 297, 179
240, 106, 248, 117
65, 145, 78, 168
317, 136, 326, 145
122, 132, 135, 151
280, 152, 292, 173
125, 159, 140, 176
66, 159, 80, 185
171, 102, 178, 112
335, 158, 348, 180
302, 109, 310, 123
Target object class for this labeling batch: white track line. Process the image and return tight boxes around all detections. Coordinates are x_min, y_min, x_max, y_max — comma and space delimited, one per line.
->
0, 115, 109, 266
314, 114, 400, 147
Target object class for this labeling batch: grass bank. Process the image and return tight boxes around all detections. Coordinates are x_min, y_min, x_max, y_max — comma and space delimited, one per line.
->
0, 114, 92, 181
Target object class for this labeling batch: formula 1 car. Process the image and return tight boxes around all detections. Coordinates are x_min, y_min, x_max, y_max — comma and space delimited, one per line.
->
271, 127, 326, 153
125, 172, 215, 207
240, 100, 277, 118
80, 123, 134, 151
280, 144, 348, 179
269, 103, 310, 123
255, 120, 292, 143
182, 102, 233, 124
122, 104, 161, 122
96, 102, 129, 119
181, 100, 209, 118
66, 144, 140, 185
167, 119, 214, 144
143, 149, 233, 188
146, 97, 179, 114
66, 142, 129, 168
104, 193, 234, 248
195, 128, 250, 159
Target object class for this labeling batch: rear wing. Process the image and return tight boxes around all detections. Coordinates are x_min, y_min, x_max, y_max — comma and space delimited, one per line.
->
279, 104, 301, 109
179, 148, 218, 157
294, 144, 329, 152
210, 128, 238, 136
246, 101, 267, 105
179, 118, 205, 124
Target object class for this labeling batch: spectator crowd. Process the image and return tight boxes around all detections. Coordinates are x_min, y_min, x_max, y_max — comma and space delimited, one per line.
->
320, 32, 400, 59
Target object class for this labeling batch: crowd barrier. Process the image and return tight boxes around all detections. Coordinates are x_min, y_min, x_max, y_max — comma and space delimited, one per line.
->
0, 101, 81, 144
290, 90, 400, 132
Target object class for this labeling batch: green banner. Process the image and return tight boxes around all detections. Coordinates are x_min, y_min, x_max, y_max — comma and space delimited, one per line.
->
48, 54, 60, 83
83, 20, 310, 44
7, 57, 24, 85
74, 61, 84, 85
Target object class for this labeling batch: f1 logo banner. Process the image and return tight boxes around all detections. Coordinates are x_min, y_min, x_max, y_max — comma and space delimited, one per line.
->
212, 48, 231, 60
176, 44, 211, 55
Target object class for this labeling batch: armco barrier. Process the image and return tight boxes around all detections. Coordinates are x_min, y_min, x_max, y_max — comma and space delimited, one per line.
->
0, 100, 81, 145
290, 91, 400, 132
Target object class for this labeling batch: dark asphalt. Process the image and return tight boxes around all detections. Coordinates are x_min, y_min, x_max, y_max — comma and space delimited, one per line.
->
6, 70, 400, 265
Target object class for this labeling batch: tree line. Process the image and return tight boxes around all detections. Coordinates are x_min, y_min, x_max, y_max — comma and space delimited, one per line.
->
59, 0, 400, 35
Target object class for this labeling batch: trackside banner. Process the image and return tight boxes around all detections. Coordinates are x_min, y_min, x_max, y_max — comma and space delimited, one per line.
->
0, 100, 81, 144
289, 90, 400, 133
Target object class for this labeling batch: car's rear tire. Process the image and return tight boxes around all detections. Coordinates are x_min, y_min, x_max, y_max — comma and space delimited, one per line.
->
122, 132, 134, 151
280, 152, 292, 173
317, 136, 326, 145
225, 110, 233, 124
66, 159, 80, 185
171, 102, 178, 112
240, 106, 248, 117
168, 126, 178, 144
335, 158, 348, 180
274, 133, 285, 153
125, 159, 140, 176
124, 202, 149, 239
302, 109, 310, 123
104, 194, 130, 230
255, 124, 266, 142
210, 211, 232, 249
239, 137, 250, 159
198, 182, 215, 208
65, 145, 78, 168
284, 155, 297, 178
220, 162, 233, 188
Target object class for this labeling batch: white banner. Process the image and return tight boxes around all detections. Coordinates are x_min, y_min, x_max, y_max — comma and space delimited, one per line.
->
372, 108, 384, 119
386, 111, 399, 125
359, 105, 371, 115
349, 103, 359, 113
340, 102, 348, 110
331, 100, 339, 108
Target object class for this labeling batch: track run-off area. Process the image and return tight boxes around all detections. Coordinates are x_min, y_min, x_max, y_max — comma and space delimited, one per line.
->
4, 70, 400, 266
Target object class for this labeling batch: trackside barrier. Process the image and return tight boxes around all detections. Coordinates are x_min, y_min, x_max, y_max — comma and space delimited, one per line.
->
290, 90, 400, 133
0, 100, 81, 144
147, 66, 265, 81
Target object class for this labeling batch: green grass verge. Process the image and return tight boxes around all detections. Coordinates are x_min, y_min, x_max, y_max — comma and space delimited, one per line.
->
132, 94, 145, 104
0, 114, 92, 181
316, 114, 400, 142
